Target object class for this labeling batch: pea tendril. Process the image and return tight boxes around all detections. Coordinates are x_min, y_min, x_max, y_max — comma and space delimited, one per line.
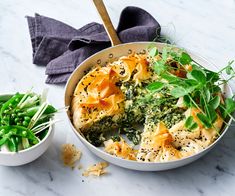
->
147, 46, 235, 132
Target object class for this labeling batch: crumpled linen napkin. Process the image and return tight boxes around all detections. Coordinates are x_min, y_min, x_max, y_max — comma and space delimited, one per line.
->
26, 6, 161, 84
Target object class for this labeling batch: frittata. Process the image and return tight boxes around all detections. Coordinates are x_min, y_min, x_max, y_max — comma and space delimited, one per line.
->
71, 46, 233, 162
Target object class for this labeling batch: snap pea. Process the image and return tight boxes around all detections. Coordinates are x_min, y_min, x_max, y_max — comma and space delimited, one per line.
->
11, 136, 19, 152
6, 138, 16, 152
0, 95, 13, 103
0, 125, 38, 145
0, 91, 57, 152
0, 126, 12, 135
0, 136, 9, 146
25, 105, 57, 117
0, 132, 13, 147
11, 126, 38, 144
0, 93, 23, 118
2, 115, 10, 126
0, 102, 4, 110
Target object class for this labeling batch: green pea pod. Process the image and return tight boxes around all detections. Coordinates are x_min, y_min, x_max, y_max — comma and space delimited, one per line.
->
25, 105, 57, 117
11, 136, 19, 152
0, 95, 13, 103
0, 126, 11, 135
0, 125, 38, 145
13, 125, 39, 144
0, 93, 23, 118
0, 136, 9, 147
6, 138, 16, 152
44, 105, 57, 114
2, 115, 10, 126
0, 132, 13, 147
0, 101, 6, 111
24, 107, 37, 117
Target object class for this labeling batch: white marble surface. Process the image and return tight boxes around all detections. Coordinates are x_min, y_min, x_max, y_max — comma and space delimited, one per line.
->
0, 0, 235, 195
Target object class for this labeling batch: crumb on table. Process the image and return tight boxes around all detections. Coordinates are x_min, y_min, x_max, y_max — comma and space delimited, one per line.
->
61, 143, 82, 169
82, 162, 109, 177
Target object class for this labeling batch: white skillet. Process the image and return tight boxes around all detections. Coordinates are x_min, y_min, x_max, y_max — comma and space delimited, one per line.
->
64, 0, 233, 171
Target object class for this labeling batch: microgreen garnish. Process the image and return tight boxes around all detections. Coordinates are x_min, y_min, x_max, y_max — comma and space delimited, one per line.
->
179, 52, 192, 65
146, 81, 164, 92
149, 47, 158, 57
147, 46, 235, 133
185, 116, 198, 131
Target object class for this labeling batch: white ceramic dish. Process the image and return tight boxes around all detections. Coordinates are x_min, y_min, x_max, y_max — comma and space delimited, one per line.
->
64, 42, 233, 171
0, 106, 54, 166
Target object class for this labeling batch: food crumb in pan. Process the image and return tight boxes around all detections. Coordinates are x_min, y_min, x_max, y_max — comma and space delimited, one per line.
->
82, 162, 109, 177
61, 143, 82, 169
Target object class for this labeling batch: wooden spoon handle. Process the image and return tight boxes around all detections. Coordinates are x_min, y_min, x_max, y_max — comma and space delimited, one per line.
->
92, 0, 121, 46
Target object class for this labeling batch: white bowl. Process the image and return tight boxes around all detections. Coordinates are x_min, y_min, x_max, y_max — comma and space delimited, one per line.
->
65, 42, 233, 171
0, 117, 54, 166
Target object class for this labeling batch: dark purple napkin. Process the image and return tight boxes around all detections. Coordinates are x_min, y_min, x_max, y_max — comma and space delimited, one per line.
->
26, 6, 161, 84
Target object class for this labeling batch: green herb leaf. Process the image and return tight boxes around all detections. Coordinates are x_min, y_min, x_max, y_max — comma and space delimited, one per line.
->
146, 81, 164, 92
183, 95, 191, 107
185, 116, 198, 131
205, 89, 211, 103
225, 98, 235, 116
173, 80, 196, 95
206, 71, 220, 82
207, 105, 218, 123
169, 51, 178, 60
161, 47, 168, 61
179, 52, 192, 65
200, 95, 205, 108
154, 61, 166, 75
184, 79, 198, 86
197, 113, 212, 128
185, 116, 193, 127
190, 123, 199, 130
211, 85, 221, 93
161, 73, 179, 83
209, 96, 220, 109
170, 87, 188, 98
149, 47, 158, 57
187, 70, 206, 85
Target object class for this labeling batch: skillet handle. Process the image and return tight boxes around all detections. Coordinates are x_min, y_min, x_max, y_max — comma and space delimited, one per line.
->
92, 0, 122, 46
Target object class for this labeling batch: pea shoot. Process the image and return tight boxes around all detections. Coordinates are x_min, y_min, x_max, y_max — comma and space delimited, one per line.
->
147, 46, 235, 133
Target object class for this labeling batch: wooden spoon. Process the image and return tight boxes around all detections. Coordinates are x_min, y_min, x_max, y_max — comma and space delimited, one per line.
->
92, 0, 121, 46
